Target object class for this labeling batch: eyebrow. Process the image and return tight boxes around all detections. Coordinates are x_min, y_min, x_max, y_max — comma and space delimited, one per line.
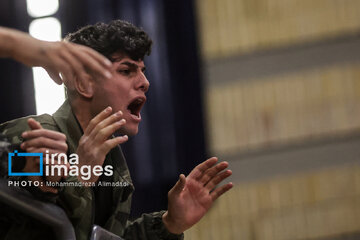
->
120, 61, 146, 71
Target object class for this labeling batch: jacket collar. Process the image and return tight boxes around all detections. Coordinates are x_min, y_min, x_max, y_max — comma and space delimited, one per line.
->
52, 99, 83, 154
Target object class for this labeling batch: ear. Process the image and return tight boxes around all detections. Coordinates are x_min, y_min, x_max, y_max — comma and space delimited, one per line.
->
75, 73, 94, 98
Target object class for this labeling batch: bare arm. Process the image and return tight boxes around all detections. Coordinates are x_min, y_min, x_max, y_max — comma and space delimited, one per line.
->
0, 26, 112, 84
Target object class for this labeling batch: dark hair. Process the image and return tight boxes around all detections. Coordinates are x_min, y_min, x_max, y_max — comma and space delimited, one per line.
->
65, 20, 152, 61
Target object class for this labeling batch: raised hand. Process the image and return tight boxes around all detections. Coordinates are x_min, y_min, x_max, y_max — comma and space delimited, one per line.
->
162, 157, 233, 234
33, 40, 113, 86
76, 106, 128, 183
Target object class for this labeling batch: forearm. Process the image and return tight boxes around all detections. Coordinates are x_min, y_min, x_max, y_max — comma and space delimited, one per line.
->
0, 26, 18, 58
0, 26, 113, 84
0, 26, 46, 66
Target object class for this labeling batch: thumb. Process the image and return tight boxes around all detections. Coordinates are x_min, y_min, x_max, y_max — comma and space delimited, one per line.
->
27, 118, 43, 130
171, 174, 186, 195
46, 69, 63, 85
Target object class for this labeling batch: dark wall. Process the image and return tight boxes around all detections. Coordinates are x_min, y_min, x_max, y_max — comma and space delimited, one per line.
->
0, 0, 36, 123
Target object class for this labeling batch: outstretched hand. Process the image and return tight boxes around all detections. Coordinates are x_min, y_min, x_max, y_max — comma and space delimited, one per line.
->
162, 157, 233, 234
0, 27, 113, 85
33, 40, 113, 86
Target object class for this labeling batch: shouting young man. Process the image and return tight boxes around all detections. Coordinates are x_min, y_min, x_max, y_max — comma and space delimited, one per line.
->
0, 20, 232, 240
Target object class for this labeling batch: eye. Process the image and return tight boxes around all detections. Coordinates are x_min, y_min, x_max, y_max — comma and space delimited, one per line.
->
118, 69, 130, 75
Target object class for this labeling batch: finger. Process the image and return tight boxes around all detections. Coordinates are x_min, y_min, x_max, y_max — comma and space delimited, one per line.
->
60, 43, 87, 79
21, 137, 68, 152
94, 118, 126, 142
80, 45, 112, 68
25, 150, 64, 165
169, 174, 186, 196
61, 70, 75, 86
27, 118, 43, 130
77, 44, 112, 68
206, 169, 232, 191
43, 154, 69, 166
200, 161, 229, 185
61, 70, 76, 90
68, 43, 112, 79
26, 148, 67, 156
100, 135, 128, 153
188, 157, 218, 180
85, 106, 113, 135
90, 111, 124, 139
45, 69, 62, 85
25, 146, 35, 152
22, 129, 67, 141
210, 182, 233, 201
47, 54, 73, 83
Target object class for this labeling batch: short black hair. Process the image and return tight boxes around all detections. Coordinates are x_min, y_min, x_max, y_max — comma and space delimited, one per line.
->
65, 19, 152, 61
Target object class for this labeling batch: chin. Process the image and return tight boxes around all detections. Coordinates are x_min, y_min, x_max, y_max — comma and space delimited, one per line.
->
119, 126, 138, 137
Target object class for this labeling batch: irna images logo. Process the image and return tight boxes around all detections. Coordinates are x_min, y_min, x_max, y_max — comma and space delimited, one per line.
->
7, 150, 113, 180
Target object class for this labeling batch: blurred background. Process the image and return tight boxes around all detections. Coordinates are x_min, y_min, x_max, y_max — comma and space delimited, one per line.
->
1, 0, 360, 239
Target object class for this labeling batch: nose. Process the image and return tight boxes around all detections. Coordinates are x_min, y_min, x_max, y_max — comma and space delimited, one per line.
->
136, 71, 150, 93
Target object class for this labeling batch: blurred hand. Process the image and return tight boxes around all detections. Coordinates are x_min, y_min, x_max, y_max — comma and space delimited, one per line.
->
30, 40, 113, 86
21, 118, 68, 194
0, 27, 112, 85
162, 157, 233, 234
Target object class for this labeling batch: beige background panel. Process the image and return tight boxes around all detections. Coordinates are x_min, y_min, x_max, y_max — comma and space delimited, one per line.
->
196, 0, 360, 59
206, 63, 360, 156
185, 165, 360, 240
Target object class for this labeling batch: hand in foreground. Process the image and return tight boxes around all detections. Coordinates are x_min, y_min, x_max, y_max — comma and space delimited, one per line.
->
21, 118, 68, 193
0, 27, 113, 85
162, 157, 233, 234
31, 40, 113, 86
76, 107, 128, 183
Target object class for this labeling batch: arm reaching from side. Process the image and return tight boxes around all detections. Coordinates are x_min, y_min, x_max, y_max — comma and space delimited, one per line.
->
0, 26, 112, 84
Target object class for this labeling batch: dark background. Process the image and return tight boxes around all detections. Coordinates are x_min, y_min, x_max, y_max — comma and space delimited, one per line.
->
0, 0, 206, 218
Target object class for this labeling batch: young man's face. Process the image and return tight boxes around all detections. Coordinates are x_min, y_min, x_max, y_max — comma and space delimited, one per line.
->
92, 52, 149, 136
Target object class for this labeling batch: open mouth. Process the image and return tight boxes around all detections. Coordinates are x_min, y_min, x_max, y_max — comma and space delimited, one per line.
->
127, 97, 145, 118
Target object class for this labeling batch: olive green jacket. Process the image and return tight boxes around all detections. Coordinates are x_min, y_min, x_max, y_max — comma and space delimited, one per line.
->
0, 100, 183, 240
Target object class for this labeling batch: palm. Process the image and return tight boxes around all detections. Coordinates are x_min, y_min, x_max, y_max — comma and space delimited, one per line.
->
174, 177, 213, 225
165, 157, 233, 233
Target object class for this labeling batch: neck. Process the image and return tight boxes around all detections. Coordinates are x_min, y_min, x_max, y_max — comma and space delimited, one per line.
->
69, 98, 92, 132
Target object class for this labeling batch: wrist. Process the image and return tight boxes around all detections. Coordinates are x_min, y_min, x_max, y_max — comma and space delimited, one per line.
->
162, 211, 184, 235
